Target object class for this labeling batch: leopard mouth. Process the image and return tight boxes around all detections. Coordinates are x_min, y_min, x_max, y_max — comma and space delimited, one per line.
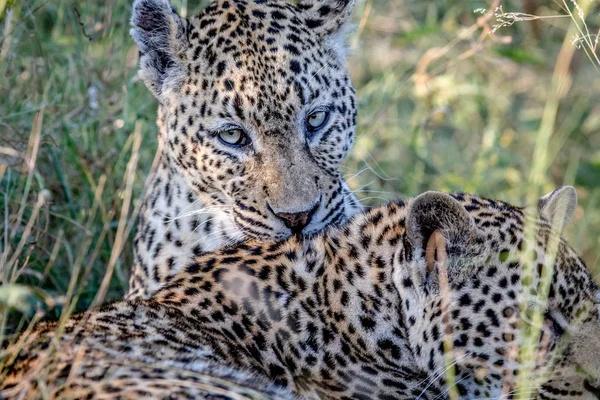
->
230, 183, 357, 242
584, 379, 600, 398
231, 203, 287, 242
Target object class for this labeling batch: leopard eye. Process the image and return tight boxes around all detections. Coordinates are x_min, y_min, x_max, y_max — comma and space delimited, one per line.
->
218, 128, 250, 147
306, 110, 329, 132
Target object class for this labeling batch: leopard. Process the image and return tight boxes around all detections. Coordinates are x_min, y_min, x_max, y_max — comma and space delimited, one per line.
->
2, 186, 599, 399
127, 0, 363, 300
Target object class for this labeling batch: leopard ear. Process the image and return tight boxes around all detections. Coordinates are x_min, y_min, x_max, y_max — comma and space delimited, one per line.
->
297, 0, 356, 59
130, 0, 189, 100
407, 192, 475, 260
297, 0, 356, 35
538, 186, 577, 233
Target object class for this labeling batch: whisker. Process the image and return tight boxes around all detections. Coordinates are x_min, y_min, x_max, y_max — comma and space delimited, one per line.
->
146, 194, 221, 222
167, 205, 231, 222
342, 181, 377, 202
353, 196, 389, 203
151, 195, 229, 248
349, 180, 376, 194
200, 225, 244, 250
433, 374, 470, 400
351, 189, 395, 196
416, 354, 468, 400
183, 217, 220, 244
343, 158, 400, 186
344, 166, 373, 183
364, 153, 400, 182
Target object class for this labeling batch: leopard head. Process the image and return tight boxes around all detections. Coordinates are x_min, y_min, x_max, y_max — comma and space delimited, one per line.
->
395, 187, 600, 399
131, 0, 360, 241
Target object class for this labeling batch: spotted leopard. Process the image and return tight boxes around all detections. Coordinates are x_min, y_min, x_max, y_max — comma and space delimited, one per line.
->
2, 187, 599, 399
128, 0, 362, 300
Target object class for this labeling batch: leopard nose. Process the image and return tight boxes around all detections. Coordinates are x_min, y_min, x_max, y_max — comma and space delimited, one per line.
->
273, 203, 320, 234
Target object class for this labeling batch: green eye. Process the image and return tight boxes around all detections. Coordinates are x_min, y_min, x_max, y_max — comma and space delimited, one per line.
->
306, 110, 329, 131
218, 128, 250, 147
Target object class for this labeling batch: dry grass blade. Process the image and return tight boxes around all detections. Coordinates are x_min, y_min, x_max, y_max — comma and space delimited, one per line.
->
91, 122, 142, 307
10, 110, 43, 241
514, 2, 594, 397
5, 191, 48, 282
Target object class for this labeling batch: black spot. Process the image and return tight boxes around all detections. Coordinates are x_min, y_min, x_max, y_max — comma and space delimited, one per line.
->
290, 59, 301, 74
186, 263, 200, 274
305, 19, 323, 29
459, 293, 472, 306
216, 61, 227, 77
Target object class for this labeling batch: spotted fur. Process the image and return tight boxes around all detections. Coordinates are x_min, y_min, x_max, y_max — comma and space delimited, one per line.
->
2, 188, 598, 399
128, 0, 362, 300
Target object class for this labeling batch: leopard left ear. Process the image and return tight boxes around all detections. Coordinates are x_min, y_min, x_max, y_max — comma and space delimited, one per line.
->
538, 186, 577, 233
130, 0, 189, 100
407, 192, 476, 271
297, 0, 356, 35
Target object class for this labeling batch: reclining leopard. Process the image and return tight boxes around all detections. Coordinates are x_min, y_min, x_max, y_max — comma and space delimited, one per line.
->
128, 0, 362, 299
2, 187, 599, 399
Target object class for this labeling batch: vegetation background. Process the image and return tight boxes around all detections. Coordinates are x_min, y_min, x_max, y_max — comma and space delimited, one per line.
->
1, 0, 599, 338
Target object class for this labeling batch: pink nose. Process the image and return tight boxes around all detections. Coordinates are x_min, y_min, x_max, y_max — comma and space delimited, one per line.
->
275, 211, 312, 232
273, 202, 320, 234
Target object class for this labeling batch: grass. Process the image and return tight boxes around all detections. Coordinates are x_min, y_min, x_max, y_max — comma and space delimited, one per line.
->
0, 0, 599, 392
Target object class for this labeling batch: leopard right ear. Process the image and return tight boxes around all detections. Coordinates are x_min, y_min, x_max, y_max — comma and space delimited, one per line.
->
406, 192, 476, 267
296, 0, 356, 61
538, 186, 577, 234
130, 0, 189, 100
297, 0, 356, 36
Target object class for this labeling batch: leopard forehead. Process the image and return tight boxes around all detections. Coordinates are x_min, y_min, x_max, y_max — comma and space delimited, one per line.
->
132, 0, 357, 133
189, 0, 350, 72
177, 1, 356, 138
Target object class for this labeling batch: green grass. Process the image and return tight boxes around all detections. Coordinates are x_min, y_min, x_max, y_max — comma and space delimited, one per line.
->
0, 0, 599, 345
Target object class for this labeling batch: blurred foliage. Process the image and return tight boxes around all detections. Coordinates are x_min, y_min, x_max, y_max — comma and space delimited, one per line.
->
0, 0, 599, 335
